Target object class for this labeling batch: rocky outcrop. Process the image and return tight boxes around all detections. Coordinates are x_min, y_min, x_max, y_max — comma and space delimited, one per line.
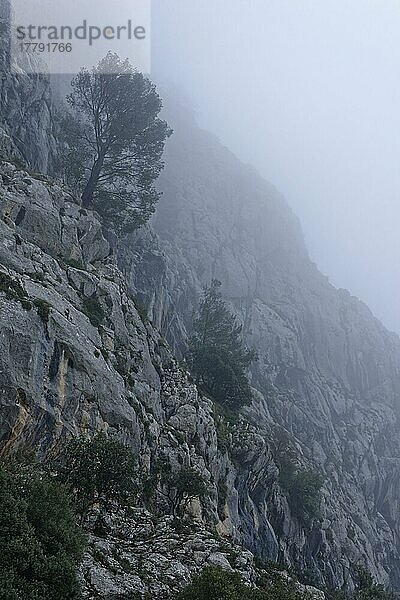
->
0, 3, 56, 172
121, 106, 400, 591
0, 155, 298, 598
80, 508, 255, 598
1, 56, 400, 592
80, 507, 325, 600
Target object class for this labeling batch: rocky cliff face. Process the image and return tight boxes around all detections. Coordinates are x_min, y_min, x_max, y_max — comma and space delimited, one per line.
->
0, 4, 56, 172
0, 144, 311, 598
121, 107, 400, 591
1, 51, 400, 592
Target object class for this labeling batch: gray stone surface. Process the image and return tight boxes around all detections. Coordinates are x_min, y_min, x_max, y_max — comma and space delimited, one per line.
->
121, 106, 400, 590
0, 158, 286, 598
79, 508, 256, 599
1, 48, 399, 593
0, 6, 56, 173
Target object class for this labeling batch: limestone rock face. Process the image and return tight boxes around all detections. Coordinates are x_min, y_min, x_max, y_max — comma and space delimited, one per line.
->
0, 7, 56, 173
1, 54, 400, 592
79, 508, 256, 599
121, 109, 400, 590
0, 157, 285, 597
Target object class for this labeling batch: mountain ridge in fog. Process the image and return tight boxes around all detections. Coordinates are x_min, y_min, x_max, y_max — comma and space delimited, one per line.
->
124, 99, 400, 588
153, 0, 400, 335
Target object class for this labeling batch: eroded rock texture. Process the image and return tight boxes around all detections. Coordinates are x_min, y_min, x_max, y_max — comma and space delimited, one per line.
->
122, 108, 400, 590
0, 156, 288, 598
1, 54, 400, 594
0, 3, 56, 172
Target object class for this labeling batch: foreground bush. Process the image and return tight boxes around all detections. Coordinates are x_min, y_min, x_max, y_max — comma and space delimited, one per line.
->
175, 567, 265, 600
0, 455, 85, 599
58, 434, 137, 520
352, 568, 394, 600
175, 566, 311, 600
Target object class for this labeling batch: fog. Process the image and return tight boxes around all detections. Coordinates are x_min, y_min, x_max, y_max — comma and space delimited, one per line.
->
151, 0, 400, 334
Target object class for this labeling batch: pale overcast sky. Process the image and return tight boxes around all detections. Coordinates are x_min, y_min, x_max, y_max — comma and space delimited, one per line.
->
152, 0, 400, 334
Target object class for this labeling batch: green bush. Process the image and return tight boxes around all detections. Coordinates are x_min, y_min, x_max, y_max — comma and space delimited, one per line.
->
353, 567, 394, 600
171, 467, 208, 514
58, 434, 137, 520
260, 576, 312, 600
326, 568, 395, 600
277, 459, 323, 526
0, 456, 85, 599
82, 296, 105, 328
286, 470, 323, 526
175, 567, 266, 600
33, 298, 52, 323
65, 258, 84, 270
272, 428, 323, 526
157, 464, 208, 516
175, 566, 312, 600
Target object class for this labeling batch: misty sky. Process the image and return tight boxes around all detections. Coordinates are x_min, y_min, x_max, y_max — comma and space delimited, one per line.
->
151, 0, 400, 334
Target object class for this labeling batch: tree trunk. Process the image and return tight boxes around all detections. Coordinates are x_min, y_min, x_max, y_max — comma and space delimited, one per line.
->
81, 151, 106, 208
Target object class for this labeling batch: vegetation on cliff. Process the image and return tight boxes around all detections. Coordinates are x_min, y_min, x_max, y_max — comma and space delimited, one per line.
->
59, 52, 172, 234
0, 453, 85, 600
56, 434, 137, 522
188, 280, 257, 409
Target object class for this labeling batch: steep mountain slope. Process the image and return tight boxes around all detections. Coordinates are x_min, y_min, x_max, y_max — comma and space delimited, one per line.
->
123, 106, 400, 590
0, 149, 222, 595
1, 19, 399, 588
1, 138, 326, 598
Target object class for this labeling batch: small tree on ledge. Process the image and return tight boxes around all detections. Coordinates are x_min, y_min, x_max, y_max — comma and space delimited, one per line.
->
58, 434, 137, 522
171, 467, 208, 515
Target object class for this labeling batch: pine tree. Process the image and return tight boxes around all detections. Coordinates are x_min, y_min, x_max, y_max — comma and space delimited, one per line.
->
59, 52, 172, 235
189, 280, 256, 409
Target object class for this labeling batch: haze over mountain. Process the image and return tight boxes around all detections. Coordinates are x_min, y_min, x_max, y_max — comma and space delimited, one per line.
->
2, 1, 400, 597
152, 0, 400, 334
